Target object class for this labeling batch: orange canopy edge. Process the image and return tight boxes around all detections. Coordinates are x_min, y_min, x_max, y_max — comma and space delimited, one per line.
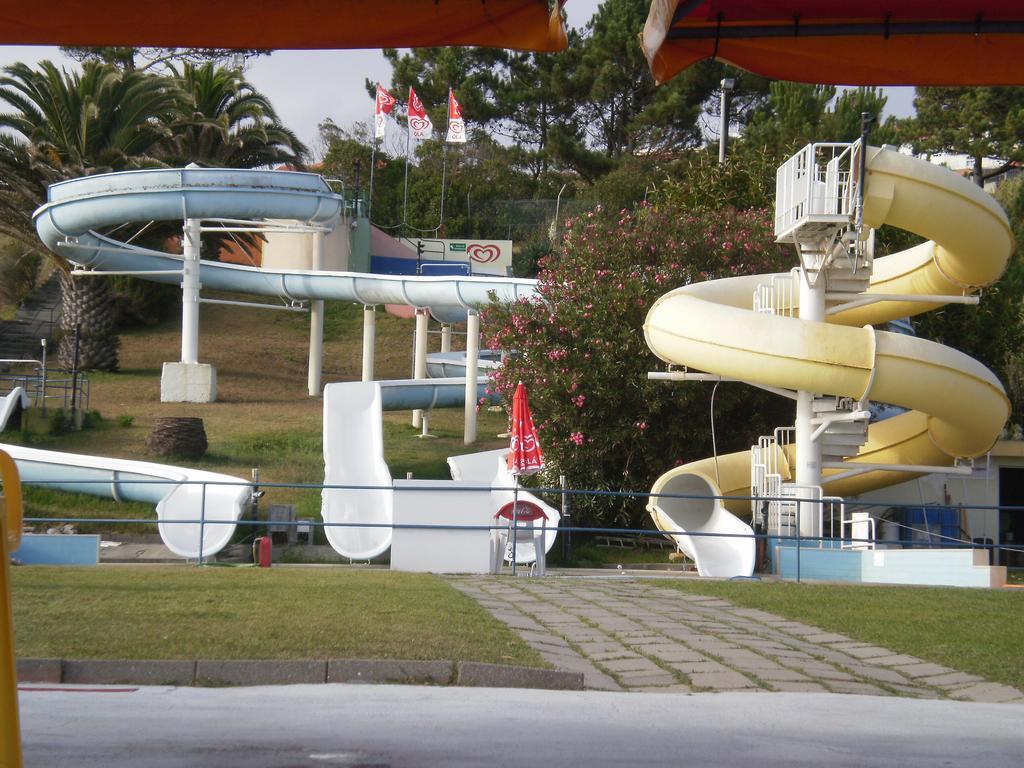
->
0, 0, 568, 53
643, 0, 1024, 85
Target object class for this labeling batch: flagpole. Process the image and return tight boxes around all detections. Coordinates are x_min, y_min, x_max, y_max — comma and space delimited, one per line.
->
402, 102, 411, 238
439, 88, 450, 238
368, 111, 377, 222
511, 475, 519, 576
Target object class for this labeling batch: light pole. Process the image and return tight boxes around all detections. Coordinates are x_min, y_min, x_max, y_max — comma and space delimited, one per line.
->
718, 77, 736, 164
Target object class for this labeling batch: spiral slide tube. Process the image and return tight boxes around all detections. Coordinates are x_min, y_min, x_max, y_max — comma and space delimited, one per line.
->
644, 146, 1013, 577
32, 167, 539, 321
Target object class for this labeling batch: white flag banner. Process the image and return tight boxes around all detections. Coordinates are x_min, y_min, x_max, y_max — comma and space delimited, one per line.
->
408, 87, 433, 141
446, 88, 466, 144
374, 84, 396, 140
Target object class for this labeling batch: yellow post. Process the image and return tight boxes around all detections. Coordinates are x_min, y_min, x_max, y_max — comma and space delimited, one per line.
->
0, 449, 24, 768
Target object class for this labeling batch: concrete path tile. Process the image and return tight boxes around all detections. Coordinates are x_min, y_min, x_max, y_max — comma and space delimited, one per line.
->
767, 681, 831, 693
791, 665, 857, 682
576, 641, 629, 655
892, 662, 954, 678
825, 681, 891, 696
829, 643, 891, 658
871, 654, 924, 667
887, 684, 941, 699
754, 668, 812, 682
600, 657, 664, 674
583, 670, 624, 691
949, 683, 1024, 703
669, 661, 731, 676
918, 671, 985, 688
590, 650, 643, 662
517, 630, 570, 647
631, 684, 693, 693
843, 664, 913, 685
688, 670, 757, 690
803, 633, 852, 644
637, 645, 706, 663
617, 671, 679, 687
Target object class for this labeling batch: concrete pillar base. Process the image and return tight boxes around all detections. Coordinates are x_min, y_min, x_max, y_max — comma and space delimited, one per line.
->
161, 362, 217, 403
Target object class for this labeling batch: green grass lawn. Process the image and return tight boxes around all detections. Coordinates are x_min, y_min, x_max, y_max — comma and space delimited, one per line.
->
668, 579, 1024, 691
11, 566, 545, 667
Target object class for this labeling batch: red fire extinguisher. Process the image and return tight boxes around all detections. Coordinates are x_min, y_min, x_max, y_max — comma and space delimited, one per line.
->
257, 536, 272, 568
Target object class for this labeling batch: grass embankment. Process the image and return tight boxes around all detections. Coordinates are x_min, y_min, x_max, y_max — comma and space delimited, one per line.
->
5, 298, 508, 534
670, 579, 1024, 691
11, 566, 545, 666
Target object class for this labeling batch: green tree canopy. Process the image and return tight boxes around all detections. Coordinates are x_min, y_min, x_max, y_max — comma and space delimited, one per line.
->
897, 87, 1024, 186
168, 62, 307, 168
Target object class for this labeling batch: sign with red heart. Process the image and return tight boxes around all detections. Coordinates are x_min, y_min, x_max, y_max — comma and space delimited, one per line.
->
468, 244, 501, 264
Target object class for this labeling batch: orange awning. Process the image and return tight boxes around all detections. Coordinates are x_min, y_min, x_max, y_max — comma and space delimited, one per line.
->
644, 1, 1024, 85
0, 0, 567, 53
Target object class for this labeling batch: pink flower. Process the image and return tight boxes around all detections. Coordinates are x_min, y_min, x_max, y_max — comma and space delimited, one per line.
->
569, 431, 585, 446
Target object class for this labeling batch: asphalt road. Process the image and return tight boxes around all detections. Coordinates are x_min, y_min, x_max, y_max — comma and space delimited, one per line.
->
18, 684, 1024, 767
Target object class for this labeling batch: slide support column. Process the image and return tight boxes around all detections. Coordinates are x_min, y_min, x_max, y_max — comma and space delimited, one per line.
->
307, 231, 325, 397
181, 217, 201, 365
362, 305, 376, 382
795, 263, 825, 537
412, 308, 429, 427
161, 217, 216, 402
464, 311, 480, 445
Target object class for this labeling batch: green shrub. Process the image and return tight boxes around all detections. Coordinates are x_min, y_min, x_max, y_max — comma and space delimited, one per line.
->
483, 198, 793, 529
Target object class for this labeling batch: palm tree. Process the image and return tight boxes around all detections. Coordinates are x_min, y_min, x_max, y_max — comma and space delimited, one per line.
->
169, 62, 307, 169
0, 60, 182, 370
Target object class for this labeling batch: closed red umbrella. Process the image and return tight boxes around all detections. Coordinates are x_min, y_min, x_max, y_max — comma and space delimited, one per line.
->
508, 381, 545, 477
506, 382, 544, 573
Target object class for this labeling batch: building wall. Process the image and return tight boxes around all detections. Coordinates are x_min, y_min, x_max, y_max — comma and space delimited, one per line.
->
261, 220, 351, 271
850, 441, 1024, 551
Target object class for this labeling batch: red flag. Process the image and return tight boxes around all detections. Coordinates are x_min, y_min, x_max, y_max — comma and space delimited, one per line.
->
407, 86, 433, 141
446, 88, 466, 144
508, 382, 544, 476
374, 84, 396, 139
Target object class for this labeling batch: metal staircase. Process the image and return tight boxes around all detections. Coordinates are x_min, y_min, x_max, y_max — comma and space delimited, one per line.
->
751, 140, 876, 546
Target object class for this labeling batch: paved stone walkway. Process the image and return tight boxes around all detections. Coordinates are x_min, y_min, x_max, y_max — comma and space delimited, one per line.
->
448, 575, 1024, 703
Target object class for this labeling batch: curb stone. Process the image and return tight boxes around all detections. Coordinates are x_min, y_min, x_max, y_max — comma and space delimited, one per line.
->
328, 659, 453, 685
64, 659, 196, 686
455, 661, 584, 690
17, 657, 582, 692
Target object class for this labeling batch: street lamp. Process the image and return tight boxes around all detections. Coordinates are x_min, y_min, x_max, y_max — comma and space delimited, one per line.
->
719, 77, 736, 164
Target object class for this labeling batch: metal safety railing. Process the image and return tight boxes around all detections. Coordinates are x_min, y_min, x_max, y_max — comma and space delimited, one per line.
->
9, 477, 1023, 576
774, 141, 860, 241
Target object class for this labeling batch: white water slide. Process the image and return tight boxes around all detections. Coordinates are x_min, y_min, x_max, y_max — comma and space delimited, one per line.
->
0, 441, 250, 559
323, 380, 558, 563
26, 167, 555, 562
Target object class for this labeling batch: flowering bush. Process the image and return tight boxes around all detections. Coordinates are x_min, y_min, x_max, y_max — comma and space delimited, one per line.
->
482, 196, 793, 528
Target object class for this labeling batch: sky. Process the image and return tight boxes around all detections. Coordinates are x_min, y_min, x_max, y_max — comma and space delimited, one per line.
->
0, 1, 915, 157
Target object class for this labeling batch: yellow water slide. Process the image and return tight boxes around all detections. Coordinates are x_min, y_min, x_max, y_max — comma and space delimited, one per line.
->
643, 146, 1013, 576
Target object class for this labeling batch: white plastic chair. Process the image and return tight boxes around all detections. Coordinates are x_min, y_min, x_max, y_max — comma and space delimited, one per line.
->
490, 500, 548, 576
